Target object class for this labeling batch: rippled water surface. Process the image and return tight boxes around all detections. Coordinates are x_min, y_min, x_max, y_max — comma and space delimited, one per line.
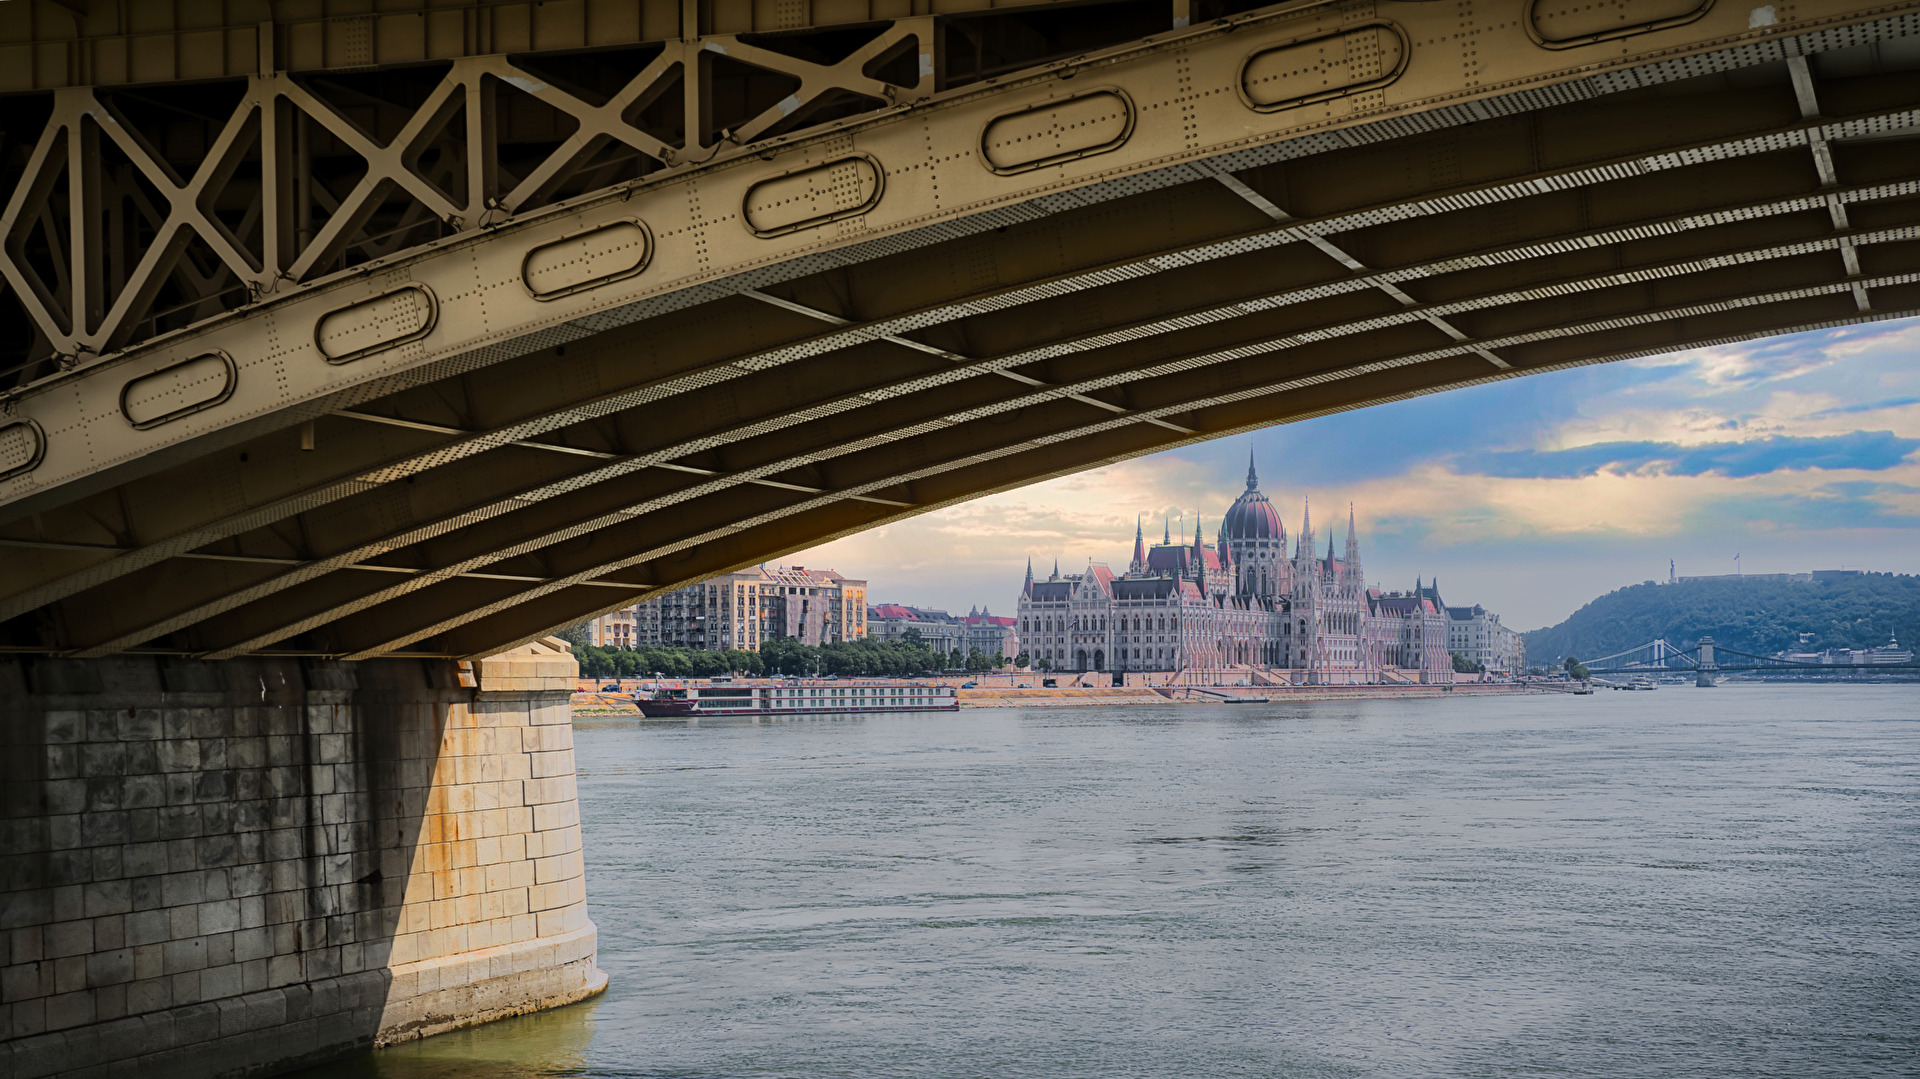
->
302, 686, 1918, 1078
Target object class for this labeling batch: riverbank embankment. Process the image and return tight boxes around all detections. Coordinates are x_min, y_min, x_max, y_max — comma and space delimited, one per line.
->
570, 682, 1551, 715
957, 683, 1549, 707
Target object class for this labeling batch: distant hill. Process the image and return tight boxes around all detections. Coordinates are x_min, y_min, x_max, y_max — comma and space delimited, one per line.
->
1522, 572, 1920, 663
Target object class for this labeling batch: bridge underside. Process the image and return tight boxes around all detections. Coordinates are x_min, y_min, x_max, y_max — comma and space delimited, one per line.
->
2, 0, 1919, 661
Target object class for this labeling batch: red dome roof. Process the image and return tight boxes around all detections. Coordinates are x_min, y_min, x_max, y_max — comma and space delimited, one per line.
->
1223, 452, 1283, 540
1223, 488, 1283, 540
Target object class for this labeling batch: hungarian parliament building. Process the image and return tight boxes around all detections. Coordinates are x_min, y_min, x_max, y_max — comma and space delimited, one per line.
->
1016, 455, 1523, 683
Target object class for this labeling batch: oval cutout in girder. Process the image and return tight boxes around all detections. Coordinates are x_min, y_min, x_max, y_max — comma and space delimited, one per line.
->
0, 419, 45, 482
980, 89, 1135, 175
315, 284, 438, 365
523, 219, 653, 300
743, 156, 885, 238
1528, 0, 1715, 48
1240, 24, 1410, 112
120, 351, 237, 430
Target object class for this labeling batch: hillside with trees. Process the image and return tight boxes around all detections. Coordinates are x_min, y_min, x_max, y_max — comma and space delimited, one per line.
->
1522, 572, 1920, 663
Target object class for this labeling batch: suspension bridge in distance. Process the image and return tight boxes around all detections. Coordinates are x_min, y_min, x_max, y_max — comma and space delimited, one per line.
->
1581, 636, 1920, 687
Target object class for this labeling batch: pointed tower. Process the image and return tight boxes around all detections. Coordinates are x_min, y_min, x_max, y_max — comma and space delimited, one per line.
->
1344, 502, 1362, 584
1051, 558, 1060, 582
1246, 445, 1260, 490
1296, 498, 1313, 564
1163, 516, 1171, 545
1194, 521, 1207, 596
1130, 514, 1147, 575
1024, 556, 1034, 598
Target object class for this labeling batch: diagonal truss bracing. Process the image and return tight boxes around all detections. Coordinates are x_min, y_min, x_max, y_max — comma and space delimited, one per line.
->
0, 20, 935, 372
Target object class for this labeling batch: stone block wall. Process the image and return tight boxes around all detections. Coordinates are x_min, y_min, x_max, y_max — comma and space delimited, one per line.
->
0, 641, 605, 1078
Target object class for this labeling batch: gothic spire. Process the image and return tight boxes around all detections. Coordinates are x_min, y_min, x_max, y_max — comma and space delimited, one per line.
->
1024, 556, 1034, 596
1131, 514, 1146, 574
1246, 445, 1259, 490
1163, 515, 1170, 545
1345, 502, 1361, 581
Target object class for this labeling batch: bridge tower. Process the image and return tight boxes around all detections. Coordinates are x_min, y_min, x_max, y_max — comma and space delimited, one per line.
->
1697, 636, 1718, 688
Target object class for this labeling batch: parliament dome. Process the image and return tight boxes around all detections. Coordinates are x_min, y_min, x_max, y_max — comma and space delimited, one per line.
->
1222, 455, 1284, 541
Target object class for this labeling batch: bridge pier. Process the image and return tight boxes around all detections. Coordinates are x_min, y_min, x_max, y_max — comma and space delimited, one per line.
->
1696, 636, 1717, 688
0, 642, 605, 1079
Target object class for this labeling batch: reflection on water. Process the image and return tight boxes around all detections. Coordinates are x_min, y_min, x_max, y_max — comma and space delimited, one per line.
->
293, 687, 1920, 1078
293, 998, 598, 1079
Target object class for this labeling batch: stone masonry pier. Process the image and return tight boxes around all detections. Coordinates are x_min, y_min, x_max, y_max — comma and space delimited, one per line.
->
0, 641, 605, 1078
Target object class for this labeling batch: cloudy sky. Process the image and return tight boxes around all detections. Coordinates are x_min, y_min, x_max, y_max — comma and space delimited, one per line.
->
783, 316, 1920, 632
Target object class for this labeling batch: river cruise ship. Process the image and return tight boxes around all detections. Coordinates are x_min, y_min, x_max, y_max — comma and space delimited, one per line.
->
635, 679, 959, 718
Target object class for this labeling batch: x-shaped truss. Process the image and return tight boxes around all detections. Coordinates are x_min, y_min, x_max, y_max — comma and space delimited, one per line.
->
0, 19, 931, 374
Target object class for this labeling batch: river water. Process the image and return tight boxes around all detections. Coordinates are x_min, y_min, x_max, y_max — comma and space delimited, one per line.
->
300, 686, 1918, 1078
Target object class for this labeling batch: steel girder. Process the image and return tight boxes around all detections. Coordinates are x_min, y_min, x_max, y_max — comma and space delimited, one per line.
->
2, 0, 1919, 658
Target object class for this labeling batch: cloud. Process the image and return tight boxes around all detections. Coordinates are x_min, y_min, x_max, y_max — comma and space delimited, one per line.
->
1809, 396, 1920, 418
1472, 431, 1920, 480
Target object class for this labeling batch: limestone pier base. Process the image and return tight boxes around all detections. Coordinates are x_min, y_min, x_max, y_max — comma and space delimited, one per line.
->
0, 640, 606, 1078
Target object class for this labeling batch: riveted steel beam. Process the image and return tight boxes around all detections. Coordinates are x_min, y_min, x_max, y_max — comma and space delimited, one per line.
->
23, 152, 1920, 652
8, 0, 1918, 520
187, 247, 1920, 658
12, 72, 1920, 626
47, 165, 1920, 657
3, 1, 1919, 656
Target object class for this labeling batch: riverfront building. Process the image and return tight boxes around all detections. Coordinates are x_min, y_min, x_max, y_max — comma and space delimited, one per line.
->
867, 603, 1019, 660
1446, 603, 1527, 674
1015, 455, 1512, 683
591, 566, 866, 650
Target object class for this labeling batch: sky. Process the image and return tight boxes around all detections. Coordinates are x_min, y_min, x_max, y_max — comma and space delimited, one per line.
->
782, 316, 1920, 632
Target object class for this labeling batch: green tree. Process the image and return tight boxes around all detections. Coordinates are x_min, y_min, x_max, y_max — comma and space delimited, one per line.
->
1037, 657, 1053, 671
1564, 655, 1591, 680
555, 621, 594, 653
577, 645, 615, 679
1014, 652, 1030, 668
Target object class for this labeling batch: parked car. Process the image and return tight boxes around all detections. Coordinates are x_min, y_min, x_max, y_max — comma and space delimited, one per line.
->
1017, 683, 1031, 689
600, 684, 620, 692
960, 682, 978, 689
